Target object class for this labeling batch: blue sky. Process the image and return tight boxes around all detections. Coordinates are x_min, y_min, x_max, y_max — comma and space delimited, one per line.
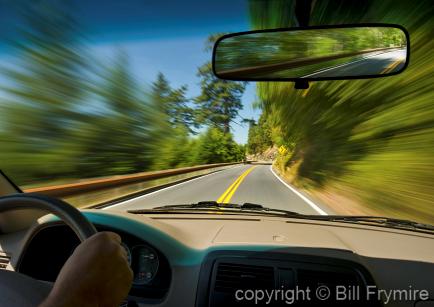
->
91, 37, 259, 143
0, 0, 260, 143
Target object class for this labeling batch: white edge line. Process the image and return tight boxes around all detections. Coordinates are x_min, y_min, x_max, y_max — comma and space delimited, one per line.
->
301, 49, 399, 78
269, 165, 328, 215
102, 165, 245, 210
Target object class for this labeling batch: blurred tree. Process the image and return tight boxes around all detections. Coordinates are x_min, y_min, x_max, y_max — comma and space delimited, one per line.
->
152, 125, 194, 169
195, 62, 245, 134
250, 0, 434, 223
0, 2, 247, 187
74, 51, 156, 176
195, 34, 246, 134
0, 0, 89, 183
193, 127, 244, 164
151, 73, 196, 133
149, 73, 194, 170
246, 114, 273, 155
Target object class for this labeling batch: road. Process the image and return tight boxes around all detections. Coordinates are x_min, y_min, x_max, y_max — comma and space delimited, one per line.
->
302, 48, 406, 78
105, 164, 328, 215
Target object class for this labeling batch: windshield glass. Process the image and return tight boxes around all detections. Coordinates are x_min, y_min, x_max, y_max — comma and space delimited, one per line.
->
0, 0, 432, 226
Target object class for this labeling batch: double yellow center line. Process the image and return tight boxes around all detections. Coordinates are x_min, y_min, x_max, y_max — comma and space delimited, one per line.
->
217, 166, 257, 204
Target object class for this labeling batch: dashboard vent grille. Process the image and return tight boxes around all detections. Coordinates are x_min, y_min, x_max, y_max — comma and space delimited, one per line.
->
0, 253, 11, 270
214, 263, 274, 293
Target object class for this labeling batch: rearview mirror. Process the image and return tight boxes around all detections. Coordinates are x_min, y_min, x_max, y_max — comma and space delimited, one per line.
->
213, 24, 409, 81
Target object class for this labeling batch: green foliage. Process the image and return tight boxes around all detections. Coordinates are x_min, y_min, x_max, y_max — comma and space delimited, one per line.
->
151, 126, 195, 170
73, 51, 158, 176
0, 3, 245, 186
195, 62, 246, 133
195, 34, 246, 134
151, 73, 196, 133
250, 0, 434, 223
193, 128, 245, 164
246, 114, 273, 154
0, 0, 89, 182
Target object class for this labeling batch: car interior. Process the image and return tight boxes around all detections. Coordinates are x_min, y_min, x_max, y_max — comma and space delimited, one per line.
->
0, 170, 434, 306
0, 0, 433, 307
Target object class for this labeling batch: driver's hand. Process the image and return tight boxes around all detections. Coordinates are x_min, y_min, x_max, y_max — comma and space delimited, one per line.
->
40, 232, 133, 307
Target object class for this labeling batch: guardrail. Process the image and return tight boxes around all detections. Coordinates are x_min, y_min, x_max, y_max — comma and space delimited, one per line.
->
24, 162, 241, 198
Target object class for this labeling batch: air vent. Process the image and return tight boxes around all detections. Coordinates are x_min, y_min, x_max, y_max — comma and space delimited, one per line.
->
199, 253, 381, 307
214, 263, 275, 293
0, 253, 11, 270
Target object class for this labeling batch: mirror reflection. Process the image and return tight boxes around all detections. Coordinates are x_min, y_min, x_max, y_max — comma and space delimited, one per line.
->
214, 27, 407, 79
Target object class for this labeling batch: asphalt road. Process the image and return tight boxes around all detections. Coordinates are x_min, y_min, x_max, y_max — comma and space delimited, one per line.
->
302, 48, 406, 78
106, 164, 328, 215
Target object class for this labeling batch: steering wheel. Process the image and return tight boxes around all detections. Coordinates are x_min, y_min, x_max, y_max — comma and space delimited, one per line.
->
0, 193, 97, 306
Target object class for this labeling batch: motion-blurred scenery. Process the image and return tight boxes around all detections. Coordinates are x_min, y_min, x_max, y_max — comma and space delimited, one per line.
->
0, 0, 433, 224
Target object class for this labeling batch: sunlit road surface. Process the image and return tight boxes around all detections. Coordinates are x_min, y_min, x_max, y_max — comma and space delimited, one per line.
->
104, 164, 329, 215
302, 48, 406, 78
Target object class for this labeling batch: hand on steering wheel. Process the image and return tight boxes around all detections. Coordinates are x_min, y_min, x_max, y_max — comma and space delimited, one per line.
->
0, 193, 133, 307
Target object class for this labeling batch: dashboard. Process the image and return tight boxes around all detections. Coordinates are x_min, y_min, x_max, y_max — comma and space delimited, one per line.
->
4, 210, 434, 307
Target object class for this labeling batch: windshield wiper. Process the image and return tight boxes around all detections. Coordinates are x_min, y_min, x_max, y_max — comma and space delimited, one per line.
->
128, 201, 300, 216
307, 215, 434, 232
128, 203, 434, 234
154, 201, 240, 209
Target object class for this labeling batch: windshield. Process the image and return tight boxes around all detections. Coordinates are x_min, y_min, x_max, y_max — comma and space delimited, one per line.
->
0, 0, 432, 226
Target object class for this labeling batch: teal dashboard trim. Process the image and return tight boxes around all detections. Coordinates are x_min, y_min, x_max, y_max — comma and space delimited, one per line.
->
44, 211, 283, 267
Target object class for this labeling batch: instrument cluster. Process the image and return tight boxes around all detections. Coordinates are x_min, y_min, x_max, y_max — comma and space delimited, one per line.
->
121, 243, 160, 285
